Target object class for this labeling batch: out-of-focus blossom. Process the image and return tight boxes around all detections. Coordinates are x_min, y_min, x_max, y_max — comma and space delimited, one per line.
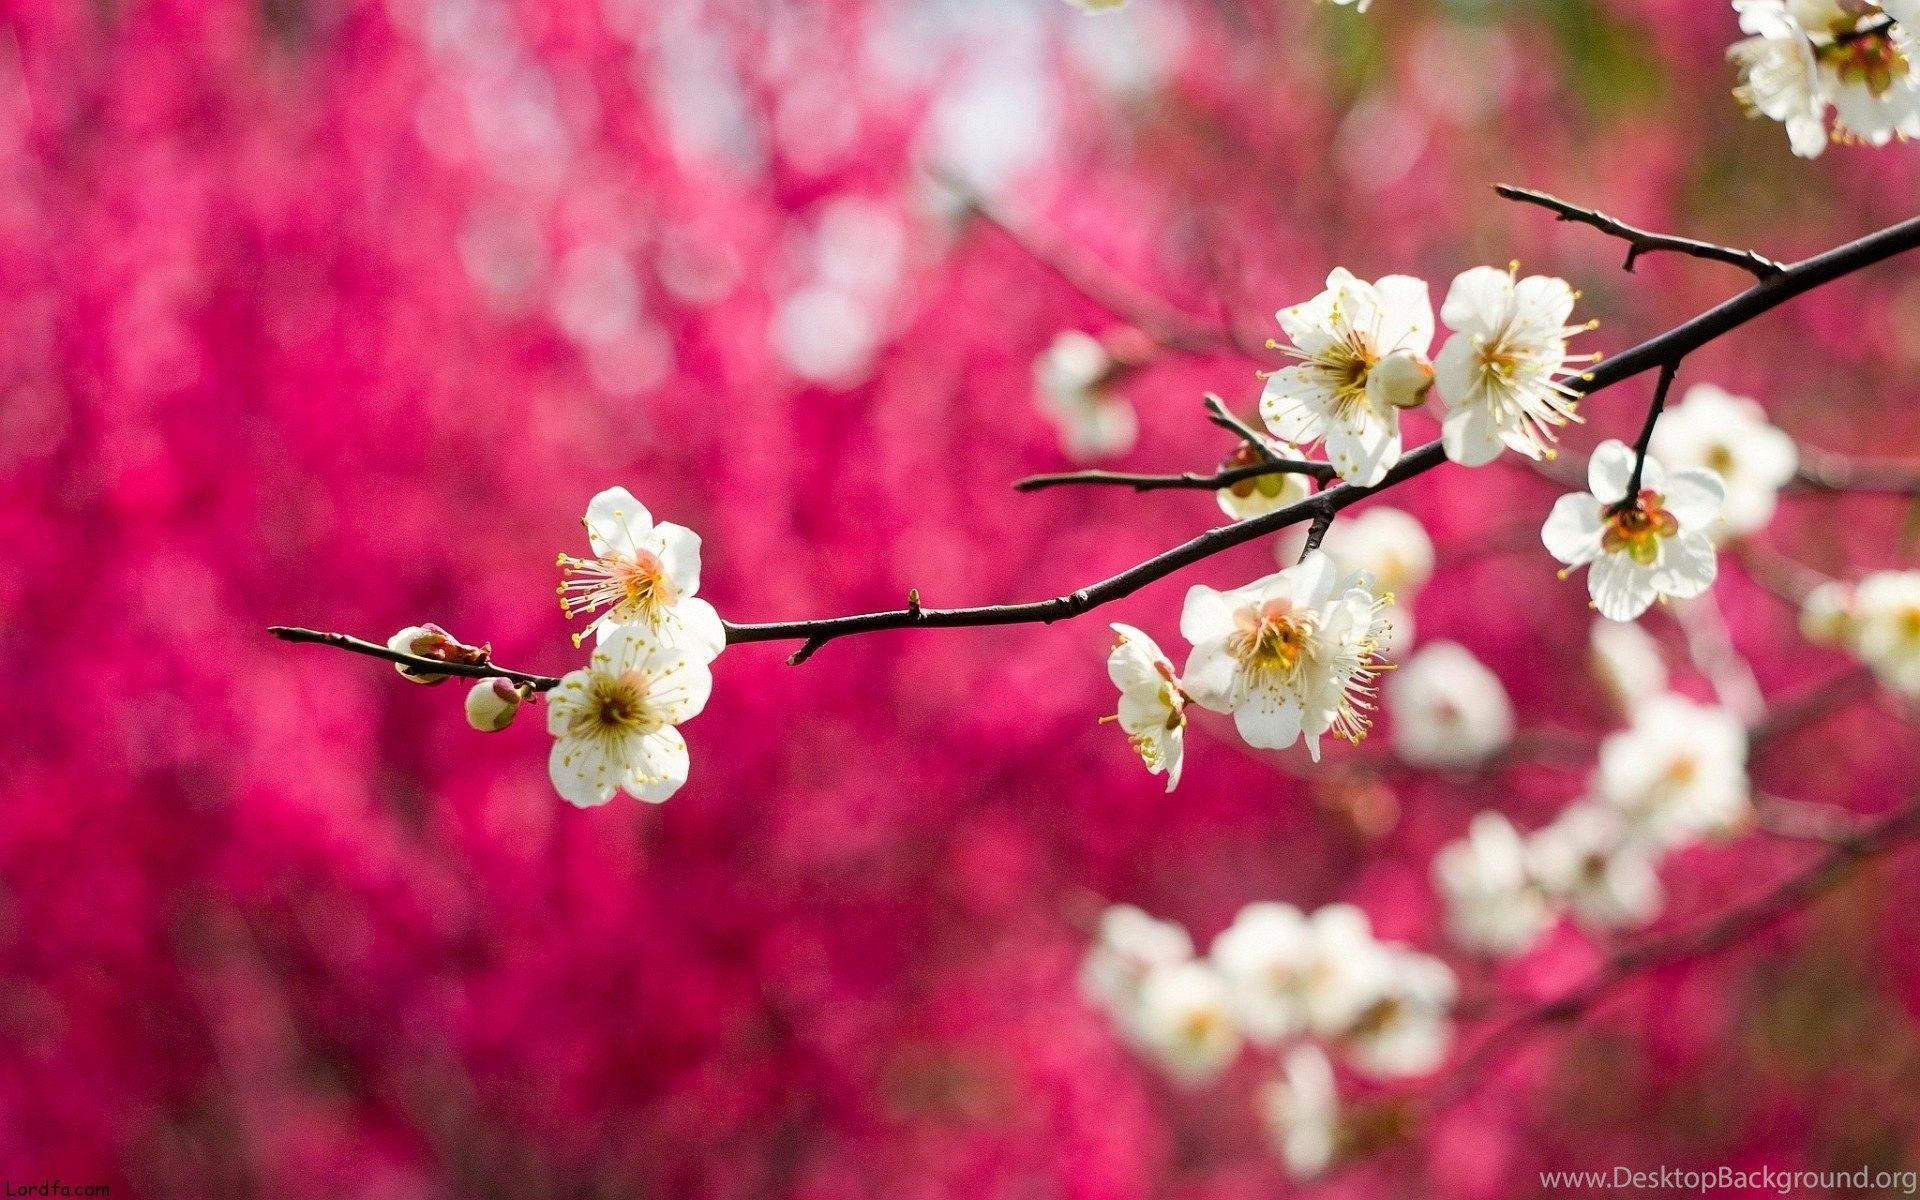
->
546, 626, 713, 807
1650, 384, 1799, 537
1729, 0, 1920, 156
1433, 813, 1552, 956
1434, 266, 1591, 466
1064, 0, 1131, 10
1596, 694, 1751, 848
1259, 1046, 1341, 1181
1338, 948, 1456, 1079
1080, 904, 1195, 1039
1543, 440, 1725, 621
1590, 618, 1669, 714
557, 487, 725, 658
1293, 506, 1432, 653
1210, 901, 1314, 1045
1260, 269, 1434, 486
1216, 439, 1314, 522
1107, 624, 1189, 791
464, 677, 524, 732
1852, 569, 1920, 694
1133, 960, 1242, 1085
1799, 579, 1859, 645
1180, 552, 1392, 758
1386, 641, 1515, 768
1035, 330, 1138, 462
1529, 803, 1664, 931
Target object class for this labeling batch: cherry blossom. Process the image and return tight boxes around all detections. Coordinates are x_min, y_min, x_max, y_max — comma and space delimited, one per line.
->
1386, 641, 1515, 768
1433, 812, 1553, 956
557, 487, 726, 659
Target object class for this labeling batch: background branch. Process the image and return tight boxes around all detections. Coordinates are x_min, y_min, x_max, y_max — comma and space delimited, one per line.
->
1495, 184, 1785, 279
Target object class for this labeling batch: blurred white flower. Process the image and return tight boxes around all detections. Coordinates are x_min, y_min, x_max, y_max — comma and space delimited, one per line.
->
1589, 618, 1669, 715
1729, 0, 1920, 157
1852, 569, 1920, 695
558, 487, 726, 659
1035, 331, 1138, 463
1259, 1046, 1341, 1182
1386, 641, 1515, 768
1180, 552, 1392, 759
1260, 269, 1434, 486
1542, 440, 1725, 621
1649, 383, 1798, 537
1210, 901, 1313, 1045
1596, 694, 1751, 848
1729, 1, 1833, 156
1080, 904, 1195, 1039
1133, 960, 1242, 1085
1433, 265, 1591, 466
1216, 439, 1315, 522
1433, 812, 1552, 956
1107, 624, 1189, 791
1799, 579, 1858, 646
1293, 506, 1432, 653
1528, 803, 1663, 931
1339, 947, 1457, 1079
1064, 0, 1130, 10
546, 626, 713, 807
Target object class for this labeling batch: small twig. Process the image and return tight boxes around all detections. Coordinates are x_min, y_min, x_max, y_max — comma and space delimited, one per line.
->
1747, 666, 1878, 748
1495, 185, 1785, 280
1300, 507, 1335, 560
1614, 359, 1680, 512
1012, 460, 1336, 494
268, 627, 564, 691
1732, 541, 1835, 608
1202, 393, 1279, 460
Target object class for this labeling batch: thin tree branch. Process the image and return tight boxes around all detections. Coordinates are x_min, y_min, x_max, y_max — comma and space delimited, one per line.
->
1012, 460, 1335, 494
1202, 393, 1279, 458
1430, 790, 1920, 1109
1495, 185, 1785, 279
269, 626, 564, 692
1615, 358, 1680, 512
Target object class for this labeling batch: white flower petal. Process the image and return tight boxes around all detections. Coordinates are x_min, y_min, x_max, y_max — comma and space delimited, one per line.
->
1541, 493, 1604, 566
1587, 440, 1638, 505
1589, 553, 1660, 621
583, 486, 654, 557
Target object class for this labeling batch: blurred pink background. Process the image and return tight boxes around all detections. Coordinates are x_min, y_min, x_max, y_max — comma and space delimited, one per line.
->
2, 0, 1919, 1195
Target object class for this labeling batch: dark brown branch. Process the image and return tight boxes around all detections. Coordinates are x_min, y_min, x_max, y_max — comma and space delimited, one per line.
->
1202, 393, 1279, 458
1616, 358, 1680, 511
1012, 460, 1337, 494
1496, 185, 1785, 279
1431, 790, 1920, 1109
269, 626, 564, 692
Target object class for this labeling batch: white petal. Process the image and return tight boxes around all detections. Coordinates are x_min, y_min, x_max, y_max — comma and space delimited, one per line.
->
1511, 274, 1576, 334
584, 487, 654, 557
1589, 553, 1660, 621
1541, 493, 1604, 566
1660, 470, 1726, 532
659, 596, 728, 663
1651, 533, 1718, 600
1179, 585, 1236, 647
1431, 333, 1482, 410
1441, 404, 1507, 467
1322, 407, 1401, 487
640, 645, 715, 723
626, 727, 691, 803
650, 521, 705, 596
1181, 641, 1239, 712
1371, 274, 1434, 354
549, 736, 620, 808
1587, 440, 1637, 504
1440, 266, 1513, 338
1234, 685, 1305, 750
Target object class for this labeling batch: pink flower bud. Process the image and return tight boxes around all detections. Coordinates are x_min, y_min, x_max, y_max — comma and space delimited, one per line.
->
388, 623, 457, 684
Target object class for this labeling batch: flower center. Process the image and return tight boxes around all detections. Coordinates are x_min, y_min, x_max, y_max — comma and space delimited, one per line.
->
1228, 600, 1313, 676
572, 670, 662, 741
1348, 995, 1404, 1041
1601, 488, 1680, 566
1704, 443, 1736, 476
558, 547, 677, 636
1821, 27, 1910, 96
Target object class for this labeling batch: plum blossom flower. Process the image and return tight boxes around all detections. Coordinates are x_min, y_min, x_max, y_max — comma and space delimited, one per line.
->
1433, 813, 1552, 956
1132, 960, 1242, 1084
1338, 947, 1456, 1079
1729, 1, 1835, 156
1035, 331, 1138, 463
1386, 641, 1515, 769
1433, 265, 1593, 466
1542, 439, 1725, 621
1528, 803, 1663, 931
1596, 694, 1751, 848
1291, 505, 1433, 652
1649, 383, 1798, 537
1216, 438, 1314, 522
1214, 902, 1397, 1041
1179, 552, 1393, 759
557, 487, 726, 659
1080, 904, 1195, 1039
1729, 0, 1920, 157
1851, 569, 1920, 695
1106, 624, 1189, 791
1589, 617, 1669, 714
546, 625, 714, 807
1260, 269, 1435, 486
1259, 1046, 1341, 1182
1799, 579, 1858, 646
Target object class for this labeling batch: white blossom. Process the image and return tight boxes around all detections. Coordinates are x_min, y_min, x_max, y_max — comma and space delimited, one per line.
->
1260, 269, 1434, 486
1589, 618, 1669, 714
1649, 383, 1798, 537
1542, 439, 1725, 621
1035, 331, 1138, 463
1528, 803, 1664, 931
1259, 1046, 1341, 1182
1107, 624, 1189, 791
1080, 904, 1195, 1038
1133, 960, 1242, 1085
1433, 265, 1592, 466
545, 625, 713, 807
1290, 505, 1432, 653
1799, 579, 1858, 646
1213, 902, 1394, 1042
1339, 947, 1457, 1079
1852, 569, 1920, 695
557, 487, 726, 659
1596, 693, 1751, 848
1216, 439, 1315, 522
1729, 1, 1920, 157
1386, 641, 1515, 768
1433, 813, 1552, 956
1180, 552, 1392, 759
1729, 1, 1835, 156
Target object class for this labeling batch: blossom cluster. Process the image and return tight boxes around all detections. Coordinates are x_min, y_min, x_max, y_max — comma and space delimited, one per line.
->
1802, 569, 1920, 694
1729, 0, 1920, 157
1080, 901, 1454, 1178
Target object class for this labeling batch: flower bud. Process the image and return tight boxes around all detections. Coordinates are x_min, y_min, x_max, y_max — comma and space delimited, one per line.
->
465, 677, 523, 731
389, 623, 457, 685
1368, 350, 1435, 410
